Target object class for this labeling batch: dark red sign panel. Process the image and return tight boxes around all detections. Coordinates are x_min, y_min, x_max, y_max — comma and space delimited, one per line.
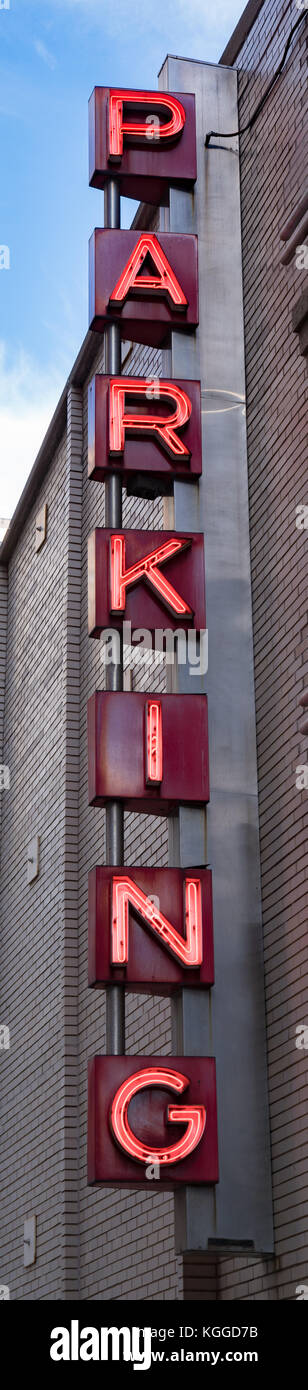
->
88, 528, 205, 637
89, 88, 196, 204
89, 230, 198, 346
88, 1055, 218, 1187
88, 865, 214, 993
88, 692, 209, 815
88, 375, 202, 489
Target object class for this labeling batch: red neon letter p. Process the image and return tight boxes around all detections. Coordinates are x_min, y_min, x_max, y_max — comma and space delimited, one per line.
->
108, 90, 186, 160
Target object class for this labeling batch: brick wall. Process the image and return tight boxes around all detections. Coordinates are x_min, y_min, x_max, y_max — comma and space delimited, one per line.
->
0, 330, 180, 1299
218, 0, 308, 1300
0, 433, 72, 1299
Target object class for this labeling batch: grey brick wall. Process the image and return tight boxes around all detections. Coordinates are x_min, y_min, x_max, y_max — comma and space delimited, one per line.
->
62, 386, 83, 1297
0, 567, 7, 759
0, 433, 71, 1299
0, 321, 180, 1299
218, 0, 308, 1302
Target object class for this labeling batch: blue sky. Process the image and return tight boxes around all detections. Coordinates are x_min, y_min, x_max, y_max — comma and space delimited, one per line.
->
0, 0, 243, 519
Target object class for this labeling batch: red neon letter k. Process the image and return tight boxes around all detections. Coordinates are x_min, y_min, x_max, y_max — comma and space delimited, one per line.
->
109, 535, 193, 617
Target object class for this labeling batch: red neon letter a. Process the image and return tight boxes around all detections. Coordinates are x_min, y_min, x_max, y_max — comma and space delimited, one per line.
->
109, 234, 187, 311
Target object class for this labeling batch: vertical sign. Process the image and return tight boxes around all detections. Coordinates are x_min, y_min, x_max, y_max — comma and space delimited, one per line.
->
87, 84, 218, 1189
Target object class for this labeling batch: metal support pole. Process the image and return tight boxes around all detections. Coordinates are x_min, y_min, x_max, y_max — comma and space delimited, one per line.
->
104, 178, 125, 1055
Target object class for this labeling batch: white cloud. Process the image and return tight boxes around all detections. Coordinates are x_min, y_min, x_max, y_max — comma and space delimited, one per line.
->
46, 0, 238, 12
34, 39, 57, 70
0, 344, 63, 519
41, 0, 242, 44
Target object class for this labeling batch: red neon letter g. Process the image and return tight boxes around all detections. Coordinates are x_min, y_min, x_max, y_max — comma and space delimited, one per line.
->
110, 1067, 206, 1165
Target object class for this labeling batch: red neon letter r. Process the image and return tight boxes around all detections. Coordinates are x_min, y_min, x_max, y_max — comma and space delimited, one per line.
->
109, 378, 191, 460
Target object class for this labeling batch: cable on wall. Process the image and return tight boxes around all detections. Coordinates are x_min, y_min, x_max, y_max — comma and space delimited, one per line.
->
205, 12, 307, 147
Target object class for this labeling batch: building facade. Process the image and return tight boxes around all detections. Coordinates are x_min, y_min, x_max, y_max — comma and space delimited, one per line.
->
0, 0, 307, 1300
